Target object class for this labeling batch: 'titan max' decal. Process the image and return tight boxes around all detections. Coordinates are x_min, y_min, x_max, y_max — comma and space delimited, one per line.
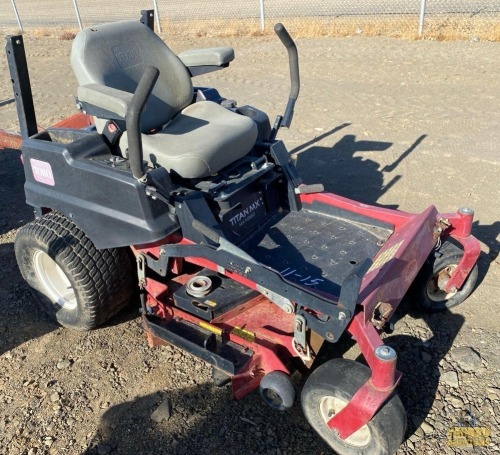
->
229, 196, 265, 228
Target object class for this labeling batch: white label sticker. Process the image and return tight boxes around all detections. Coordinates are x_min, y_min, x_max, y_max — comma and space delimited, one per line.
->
30, 158, 55, 186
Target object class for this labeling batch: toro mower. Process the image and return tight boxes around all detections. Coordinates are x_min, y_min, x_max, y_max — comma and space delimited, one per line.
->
4, 10, 480, 454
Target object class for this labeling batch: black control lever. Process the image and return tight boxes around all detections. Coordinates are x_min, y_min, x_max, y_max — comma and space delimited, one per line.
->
274, 23, 300, 128
126, 65, 159, 181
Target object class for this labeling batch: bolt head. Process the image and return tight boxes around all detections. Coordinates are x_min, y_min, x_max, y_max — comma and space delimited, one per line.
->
458, 207, 474, 216
338, 312, 346, 320
375, 345, 396, 361
284, 305, 293, 314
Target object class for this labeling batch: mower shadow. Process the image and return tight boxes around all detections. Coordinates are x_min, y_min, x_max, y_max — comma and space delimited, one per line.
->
0, 148, 34, 235
0, 238, 139, 357
470, 220, 500, 288
0, 242, 58, 356
295, 129, 426, 207
312, 300, 465, 445
384, 299, 465, 442
83, 302, 464, 454
84, 381, 332, 455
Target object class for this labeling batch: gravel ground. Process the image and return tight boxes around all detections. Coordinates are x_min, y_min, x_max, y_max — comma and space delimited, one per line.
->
0, 31, 499, 454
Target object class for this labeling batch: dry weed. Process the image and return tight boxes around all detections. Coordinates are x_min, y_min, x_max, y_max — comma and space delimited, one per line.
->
160, 15, 500, 42
422, 16, 500, 41
58, 30, 77, 41
17, 15, 500, 42
30, 27, 52, 38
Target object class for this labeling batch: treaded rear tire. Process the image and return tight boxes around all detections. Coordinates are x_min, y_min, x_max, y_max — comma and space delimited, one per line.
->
15, 212, 134, 330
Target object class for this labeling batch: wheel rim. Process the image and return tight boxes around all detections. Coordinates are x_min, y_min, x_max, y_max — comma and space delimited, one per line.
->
33, 251, 77, 310
262, 388, 283, 409
319, 396, 371, 447
426, 264, 457, 302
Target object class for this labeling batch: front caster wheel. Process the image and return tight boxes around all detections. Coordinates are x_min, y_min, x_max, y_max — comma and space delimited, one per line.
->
301, 359, 406, 455
412, 240, 478, 312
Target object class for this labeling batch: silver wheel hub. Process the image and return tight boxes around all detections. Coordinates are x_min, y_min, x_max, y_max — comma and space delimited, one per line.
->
319, 396, 371, 447
427, 264, 458, 302
33, 251, 76, 310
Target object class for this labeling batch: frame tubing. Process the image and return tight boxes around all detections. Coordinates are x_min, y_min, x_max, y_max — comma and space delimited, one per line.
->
327, 313, 401, 439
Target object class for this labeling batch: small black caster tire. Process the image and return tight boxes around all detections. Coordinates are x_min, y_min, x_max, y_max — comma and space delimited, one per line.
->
15, 212, 134, 330
412, 240, 478, 312
301, 359, 406, 455
259, 370, 296, 411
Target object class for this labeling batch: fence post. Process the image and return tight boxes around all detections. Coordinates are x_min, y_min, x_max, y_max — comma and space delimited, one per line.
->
418, 0, 427, 37
152, 0, 162, 33
72, 0, 83, 30
10, 0, 23, 33
260, 0, 265, 31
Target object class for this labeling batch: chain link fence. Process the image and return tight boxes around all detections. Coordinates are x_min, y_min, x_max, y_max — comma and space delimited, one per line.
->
1, 0, 499, 40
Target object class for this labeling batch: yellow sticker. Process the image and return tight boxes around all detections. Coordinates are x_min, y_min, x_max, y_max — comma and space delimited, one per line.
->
231, 326, 255, 343
204, 300, 218, 308
447, 427, 490, 447
367, 240, 403, 274
199, 321, 223, 336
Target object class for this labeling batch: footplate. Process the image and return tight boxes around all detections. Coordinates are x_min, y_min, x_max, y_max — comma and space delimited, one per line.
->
241, 208, 392, 296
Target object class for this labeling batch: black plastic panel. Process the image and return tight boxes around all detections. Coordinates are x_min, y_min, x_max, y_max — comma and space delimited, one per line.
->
21, 128, 178, 249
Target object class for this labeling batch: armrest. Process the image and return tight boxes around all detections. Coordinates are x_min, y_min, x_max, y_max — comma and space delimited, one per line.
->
77, 84, 134, 119
178, 47, 235, 67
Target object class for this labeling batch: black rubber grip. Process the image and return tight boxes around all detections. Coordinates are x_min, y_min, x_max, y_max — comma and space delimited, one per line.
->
274, 23, 294, 49
192, 220, 221, 244
126, 66, 159, 180
274, 23, 300, 128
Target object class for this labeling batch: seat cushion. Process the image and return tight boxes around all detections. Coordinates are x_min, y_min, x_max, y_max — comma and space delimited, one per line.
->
119, 101, 258, 179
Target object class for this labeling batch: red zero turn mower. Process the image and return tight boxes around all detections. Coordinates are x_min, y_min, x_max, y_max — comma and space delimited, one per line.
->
4, 10, 480, 455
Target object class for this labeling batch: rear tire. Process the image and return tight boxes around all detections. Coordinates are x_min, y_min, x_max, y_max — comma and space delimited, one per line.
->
412, 240, 478, 312
15, 212, 134, 330
301, 359, 406, 455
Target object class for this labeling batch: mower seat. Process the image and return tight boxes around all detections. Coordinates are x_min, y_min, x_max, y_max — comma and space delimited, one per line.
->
71, 20, 257, 179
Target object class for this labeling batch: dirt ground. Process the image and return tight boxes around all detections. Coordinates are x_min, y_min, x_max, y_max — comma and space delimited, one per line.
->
0, 31, 499, 455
